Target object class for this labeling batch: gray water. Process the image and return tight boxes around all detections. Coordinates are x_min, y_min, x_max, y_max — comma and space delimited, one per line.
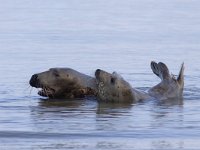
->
0, 0, 200, 149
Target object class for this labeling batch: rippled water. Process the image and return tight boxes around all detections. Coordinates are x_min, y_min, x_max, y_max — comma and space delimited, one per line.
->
0, 0, 200, 149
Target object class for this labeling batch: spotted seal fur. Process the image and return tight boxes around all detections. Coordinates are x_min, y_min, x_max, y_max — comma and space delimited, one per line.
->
29, 68, 97, 99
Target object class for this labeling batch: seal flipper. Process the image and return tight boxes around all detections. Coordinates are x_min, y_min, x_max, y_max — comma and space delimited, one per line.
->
177, 63, 184, 87
151, 61, 160, 77
151, 61, 170, 80
158, 62, 170, 80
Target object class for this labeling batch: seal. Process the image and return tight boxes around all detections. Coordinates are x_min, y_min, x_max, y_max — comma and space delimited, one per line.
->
29, 68, 97, 98
95, 69, 150, 103
148, 61, 184, 100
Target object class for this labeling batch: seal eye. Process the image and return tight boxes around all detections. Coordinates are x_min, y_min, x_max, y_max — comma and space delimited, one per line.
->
110, 77, 115, 84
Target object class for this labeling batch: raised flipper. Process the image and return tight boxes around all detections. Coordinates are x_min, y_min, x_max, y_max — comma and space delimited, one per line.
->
177, 63, 184, 87
151, 61, 159, 77
151, 61, 170, 80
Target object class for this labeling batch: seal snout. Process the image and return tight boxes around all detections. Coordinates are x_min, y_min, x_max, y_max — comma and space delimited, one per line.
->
95, 69, 101, 78
29, 74, 39, 87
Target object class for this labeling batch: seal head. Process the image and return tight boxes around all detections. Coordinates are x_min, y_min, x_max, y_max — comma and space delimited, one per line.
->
95, 69, 149, 103
30, 68, 96, 98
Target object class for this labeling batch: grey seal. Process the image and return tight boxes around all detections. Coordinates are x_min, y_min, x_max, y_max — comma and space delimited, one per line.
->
95, 69, 150, 103
29, 68, 97, 98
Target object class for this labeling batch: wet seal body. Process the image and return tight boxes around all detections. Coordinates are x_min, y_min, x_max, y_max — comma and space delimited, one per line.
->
95, 69, 150, 103
29, 68, 97, 99
148, 61, 184, 100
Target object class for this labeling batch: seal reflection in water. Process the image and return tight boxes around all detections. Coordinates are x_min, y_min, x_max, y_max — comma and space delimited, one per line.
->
29, 68, 97, 99
95, 69, 150, 103
148, 61, 184, 100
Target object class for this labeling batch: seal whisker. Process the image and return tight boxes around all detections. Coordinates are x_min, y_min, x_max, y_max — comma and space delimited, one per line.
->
24, 85, 31, 92
46, 88, 50, 97
29, 87, 33, 95
44, 86, 49, 97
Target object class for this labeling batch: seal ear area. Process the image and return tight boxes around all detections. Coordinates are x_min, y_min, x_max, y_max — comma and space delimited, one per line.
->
177, 62, 184, 87
122, 89, 132, 96
121, 89, 134, 102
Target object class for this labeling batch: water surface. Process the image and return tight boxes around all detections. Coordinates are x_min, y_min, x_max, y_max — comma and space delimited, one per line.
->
0, 0, 200, 149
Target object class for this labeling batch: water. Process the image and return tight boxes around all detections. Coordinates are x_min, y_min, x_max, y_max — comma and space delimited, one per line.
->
0, 0, 200, 149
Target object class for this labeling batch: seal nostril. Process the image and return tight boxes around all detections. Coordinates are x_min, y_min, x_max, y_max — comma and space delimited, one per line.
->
29, 74, 39, 87
95, 69, 101, 77
31, 74, 38, 82
33, 74, 38, 80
